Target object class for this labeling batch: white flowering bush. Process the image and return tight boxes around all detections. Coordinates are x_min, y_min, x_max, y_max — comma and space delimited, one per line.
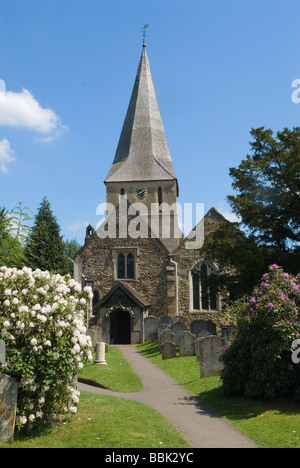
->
0, 266, 93, 434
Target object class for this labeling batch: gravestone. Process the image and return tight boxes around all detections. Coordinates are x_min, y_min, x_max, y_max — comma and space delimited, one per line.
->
179, 331, 196, 356
87, 326, 104, 347
194, 331, 211, 360
198, 336, 225, 378
205, 320, 217, 336
171, 315, 185, 326
158, 315, 172, 329
161, 341, 177, 360
172, 321, 187, 347
190, 319, 217, 337
159, 329, 175, 351
157, 324, 169, 347
0, 374, 18, 441
144, 316, 158, 341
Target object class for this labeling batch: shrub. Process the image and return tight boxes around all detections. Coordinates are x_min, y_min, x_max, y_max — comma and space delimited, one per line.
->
221, 264, 300, 400
0, 266, 93, 433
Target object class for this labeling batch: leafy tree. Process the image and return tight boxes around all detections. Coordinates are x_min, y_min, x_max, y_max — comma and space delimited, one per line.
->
200, 126, 300, 300
24, 197, 67, 274
200, 221, 276, 302
228, 126, 300, 251
0, 203, 32, 268
0, 206, 10, 242
63, 238, 82, 276
220, 265, 300, 400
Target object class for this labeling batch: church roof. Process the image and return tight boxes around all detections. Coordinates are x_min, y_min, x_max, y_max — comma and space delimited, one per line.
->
105, 42, 177, 184
95, 281, 151, 309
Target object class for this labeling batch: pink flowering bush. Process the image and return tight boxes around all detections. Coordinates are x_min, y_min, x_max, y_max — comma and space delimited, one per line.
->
221, 264, 300, 400
0, 266, 93, 434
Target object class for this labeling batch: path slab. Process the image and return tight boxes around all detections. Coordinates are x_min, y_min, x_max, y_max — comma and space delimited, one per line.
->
78, 345, 259, 449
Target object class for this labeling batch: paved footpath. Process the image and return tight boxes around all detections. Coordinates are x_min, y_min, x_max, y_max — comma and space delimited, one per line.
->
78, 345, 259, 448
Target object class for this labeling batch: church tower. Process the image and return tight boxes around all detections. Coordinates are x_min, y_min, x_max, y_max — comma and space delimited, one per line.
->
105, 41, 181, 252
74, 39, 225, 344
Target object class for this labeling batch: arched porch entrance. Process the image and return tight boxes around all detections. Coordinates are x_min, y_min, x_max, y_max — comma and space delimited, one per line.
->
109, 308, 131, 344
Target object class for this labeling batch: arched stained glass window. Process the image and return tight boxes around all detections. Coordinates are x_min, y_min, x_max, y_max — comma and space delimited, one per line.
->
201, 264, 209, 310
191, 262, 219, 311
117, 253, 125, 279
127, 253, 135, 279
192, 273, 200, 310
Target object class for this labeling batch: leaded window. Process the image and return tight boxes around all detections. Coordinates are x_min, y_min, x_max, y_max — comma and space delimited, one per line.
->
192, 262, 219, 311
117, 253, 125, 279
115, 251, 136, 280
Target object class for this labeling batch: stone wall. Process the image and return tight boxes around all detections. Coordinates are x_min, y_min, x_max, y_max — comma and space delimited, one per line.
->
74, 207, 228, 329
75, 226, 170, 317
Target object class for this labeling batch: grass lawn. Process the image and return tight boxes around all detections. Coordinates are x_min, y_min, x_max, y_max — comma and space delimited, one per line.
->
137, 340, 300, 449
78, 345, 143, 392
0, 392, 193, 448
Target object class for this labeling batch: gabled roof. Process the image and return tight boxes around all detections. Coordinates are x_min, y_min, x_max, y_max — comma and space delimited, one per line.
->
173, 207, 229, 253
95, 281, 151, 309
105, 42, 177, 184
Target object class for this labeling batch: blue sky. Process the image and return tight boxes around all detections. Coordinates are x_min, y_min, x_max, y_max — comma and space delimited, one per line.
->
0, 0, 300, 244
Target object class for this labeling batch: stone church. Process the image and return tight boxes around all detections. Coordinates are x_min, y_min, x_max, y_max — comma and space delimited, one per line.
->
74, 41, 227, 344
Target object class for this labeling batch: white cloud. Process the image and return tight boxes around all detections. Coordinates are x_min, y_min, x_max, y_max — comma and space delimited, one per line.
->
0, 139, 15, 173
0, 88, 67, 138
67, 221, 89, 233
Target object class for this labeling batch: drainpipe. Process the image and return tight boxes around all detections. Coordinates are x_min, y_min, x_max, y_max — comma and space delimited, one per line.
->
168, 254, 178, 316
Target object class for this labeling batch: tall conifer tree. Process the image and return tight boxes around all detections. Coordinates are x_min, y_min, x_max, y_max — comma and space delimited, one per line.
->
25, 197, 67, 274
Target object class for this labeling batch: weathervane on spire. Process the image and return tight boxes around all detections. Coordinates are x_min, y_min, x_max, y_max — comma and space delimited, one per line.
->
141, 24, 149, 45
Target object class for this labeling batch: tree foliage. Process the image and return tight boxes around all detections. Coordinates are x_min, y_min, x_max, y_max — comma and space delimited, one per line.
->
24, 198, 67, 274
0, 203, 32, 268
220, 265, 300, 400
63, 238, 82, 276
200, 126, 300, 299
228, 126, 300, 250
0, 266, 93, 434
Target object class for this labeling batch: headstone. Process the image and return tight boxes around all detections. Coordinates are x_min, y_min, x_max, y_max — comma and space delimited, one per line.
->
159, 329, 175, 351
161, 341, 177, 360
172, 321, 187, 346
157, 324, 169, 347
190, 319, 217, 337
158, 315, 172, 328
0, 374, 18, 441
144, 316, 158, 341
198, 336, 225, 378
179, 331, 196, 356
94, 342, 107, 365
205, 320, 217, 336
171, 315, 185, 326
194, 331, 211, 360
87, 326, 104, 347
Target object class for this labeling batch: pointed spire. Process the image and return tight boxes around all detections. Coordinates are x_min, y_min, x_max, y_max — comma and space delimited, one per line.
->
105, 43, 177, 184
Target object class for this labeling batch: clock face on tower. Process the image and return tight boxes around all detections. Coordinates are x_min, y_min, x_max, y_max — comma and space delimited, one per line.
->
134, 187, 147, 200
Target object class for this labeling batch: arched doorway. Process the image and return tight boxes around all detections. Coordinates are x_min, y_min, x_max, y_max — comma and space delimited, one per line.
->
109, 308, 131, 344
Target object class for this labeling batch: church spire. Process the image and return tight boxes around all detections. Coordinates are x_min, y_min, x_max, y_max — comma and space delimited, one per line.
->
105, 42, 177, 186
